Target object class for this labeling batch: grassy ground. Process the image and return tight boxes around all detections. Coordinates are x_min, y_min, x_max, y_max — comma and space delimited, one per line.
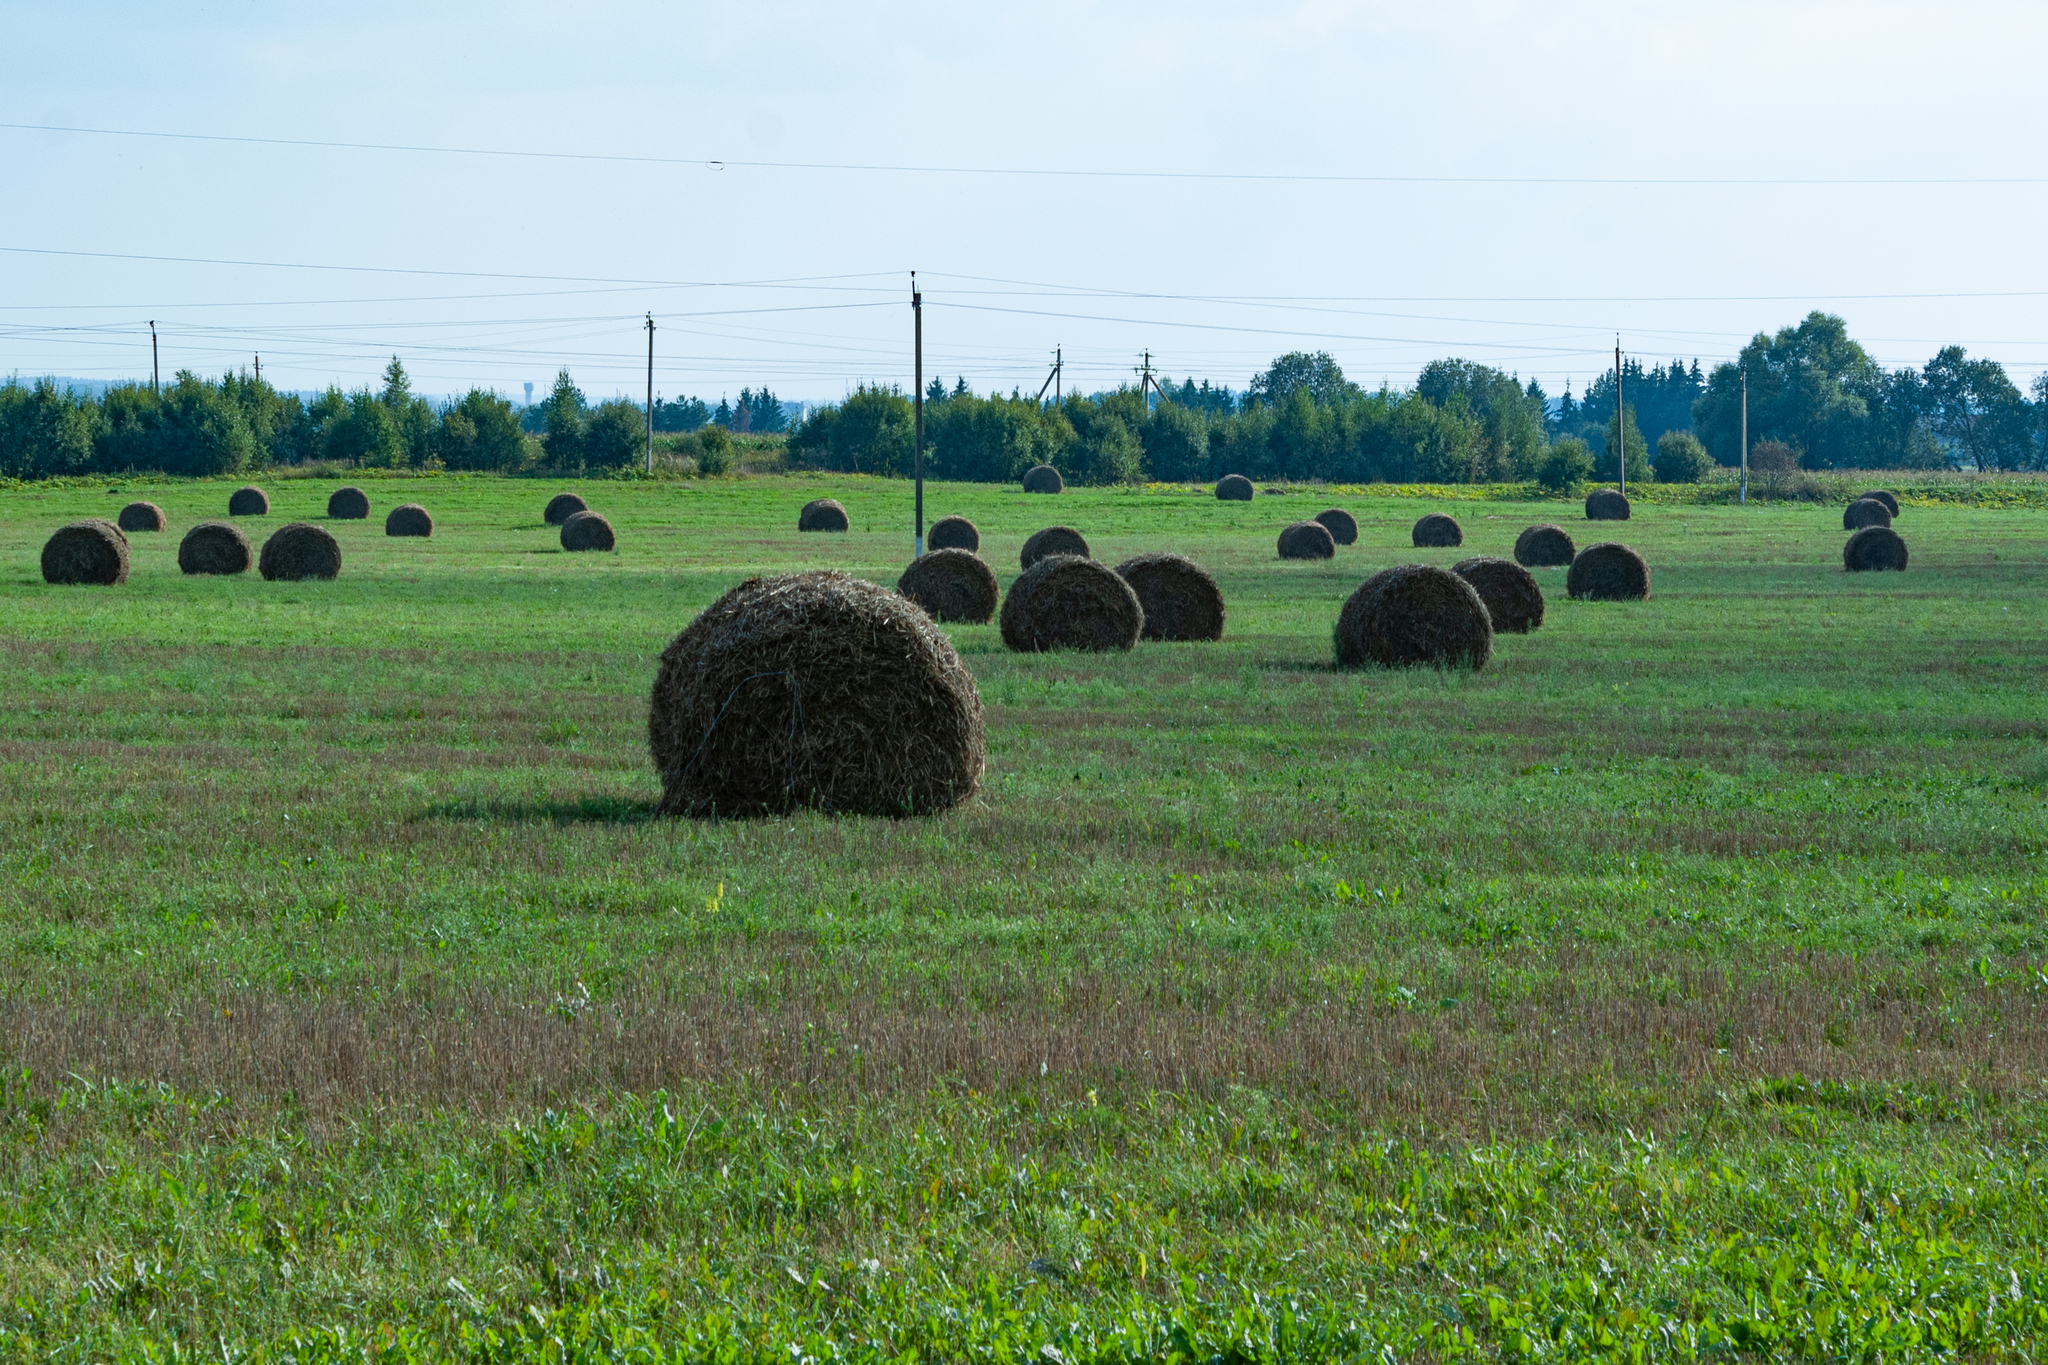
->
3, 473, 2047, 1361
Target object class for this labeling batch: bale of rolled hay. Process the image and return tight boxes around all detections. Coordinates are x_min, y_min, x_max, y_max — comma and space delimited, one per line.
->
1334, 564, 1491, 670
898, 548, 999, 623
1857, 489, 1901, 517
1000, 555, 1143, 652
649, 570, 984, 818
117, 501, 165, 533
1513, 523, 1575, 567
1277, 521, 1337, 560
1566, 542, 1651, 600
798, 498, 850, 532
544, 492, 589, 525
1215, 473, 1254, 501
385, 503, 434, 537
928, 515, 980, 551
1313, 507, 1358, 545
1843, 497, 1892, 531
1412, 512, 1463, 547
1021, 464, 1064, 494
561, 510, 616, 552
327, 486, 370, 519
1844, 525, 1908, 572
178, 521, 253, 575
1453, 556, 1544, 633
41, 520, 130, 585
1115, 552, 1224, 642
1021, 525, 1089, 568
229, 486, 270, 516
259, 523, 341, 581
1585, 488, 1631, 521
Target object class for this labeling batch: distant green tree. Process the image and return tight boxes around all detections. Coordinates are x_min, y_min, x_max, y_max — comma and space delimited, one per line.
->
693, 423, 732, 475
0, 378, 97, 478
583, 398, 647, 469
437, 390, 527, 471
1693, 314, 1881, 467
1653, 430, 1713, 483
1077, 412, 1143, 484
1249, 351, 1361, 408
153, 371, 256, 476
326, 391, 404, 468
95, 384, 161, 472
1536, 437, 1593, 492
1138, 401, 1208, 482
1922, 345, 2034, 470
1414, 359, 1549, 478
740, 387, 785, 434
540, 370, 587, 467
1596, 407, 1653, 483
787, 385, 913, 474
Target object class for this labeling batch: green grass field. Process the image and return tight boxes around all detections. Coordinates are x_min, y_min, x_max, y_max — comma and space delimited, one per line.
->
4, 472, 2048, 1361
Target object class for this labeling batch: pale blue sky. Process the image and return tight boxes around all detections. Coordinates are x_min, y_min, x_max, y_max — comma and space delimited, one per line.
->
3, 1, 2045, 403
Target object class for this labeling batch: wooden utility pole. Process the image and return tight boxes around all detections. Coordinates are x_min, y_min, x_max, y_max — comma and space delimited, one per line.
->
1614, 339, 1625, 497
254, 354, 260, 381
644, 313, 656, 474
1739, 364, 1749, 505
150, 321, 159, 395
912, 274, 924, 557
1036, 347, 1063, 406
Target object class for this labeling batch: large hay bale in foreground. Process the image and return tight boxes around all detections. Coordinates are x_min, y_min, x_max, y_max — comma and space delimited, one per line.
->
1277, 520, 1336, 560
1843, 497, 1892, 530
117, 501, 165, 533
1314, 507, 1358, 545
1000, 555, 1142, 652
1412, 512, 1463, 547
1021, 464, 1064, 494
1215, 473, 1254, 501
1021, 524, 1089, 568
229, 486, 270, 517
327, 486, 370, 519
1454, 556, 1544, 633
1115, 553, 1224, 642
41, 520, 130, 585
544, 492, 589, 525
1566, 542, 1650, 600
561, 510, 615, 552
259, 523, 341, 581
928, 515, 980, 551
1857, 489, 1901, 518
386, 503, 434, 537
799, 498, 850, 532
648, 570, 984, 818
899, 548, 999, 623
1585, 488, 1631, 521
1334, 565, 1492, 671
1513, 523, 1575, 567
1844, 525, 1908, 572
178, 521, 252, 575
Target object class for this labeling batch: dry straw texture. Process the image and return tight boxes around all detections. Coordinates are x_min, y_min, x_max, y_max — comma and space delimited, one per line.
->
1021, 464, 1064, 494
1334, 564, 1492, 671
1857, 489, 1901, 517
1215, 473, 1254, 501
178, 521, 252, 576
385, 503, 434, 537
1412, 512, 1464, 547
1844, 525, 1909, 572
1585, 488, 1631, 521
1115, 552, 1225, 642
897, 548, 999, 623
116, 501, 165, 533
544, 492, 588, 525
228, 486, 270, 516
561, 510, 616, 552
1020, 524, 1089, 568
259, 523, 341, 582
928, 515, 980, 551
1000, 554, 1143, 653
647, 570, 985, 818
1313, 507, 1358, 545
1514, 523, 1576, 567
327, 486, 370, 519
798, 498, 850, 532
40, 520, 129, 586
1277, 520, 1337, 560
1567, 542, 1651, 600
1843, 497, 1892, 530
1454, 555, 1545, 633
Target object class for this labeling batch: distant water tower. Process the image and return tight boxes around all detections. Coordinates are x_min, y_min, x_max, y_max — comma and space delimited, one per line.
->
524, 382, 534, 406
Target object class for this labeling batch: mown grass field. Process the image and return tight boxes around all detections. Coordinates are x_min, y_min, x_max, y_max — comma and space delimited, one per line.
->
3, 472, 2048, 1361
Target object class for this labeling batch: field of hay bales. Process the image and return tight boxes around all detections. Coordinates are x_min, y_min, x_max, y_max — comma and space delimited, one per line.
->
4, 472, 2048, 1360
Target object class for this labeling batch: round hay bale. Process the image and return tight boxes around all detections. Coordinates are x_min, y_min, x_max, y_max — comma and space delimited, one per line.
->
178, 521, 252, 575
1453, 556, 1545, 634
1000, 554, 1143, 653
259, 523, 341, 582
41, 520, 130, 586
117, 501, 166, 533
327, 486, 370, 519
1334, 565, 1492, 671
1412, 512, 1463, 548
1843, 497, 1892, 531
1277, 521, 1336, 560
1566, 542, 1651, 601
1313, 507, 1358, 545
1021, 464, 1064, 494
1115, 552, 1224, 642
928, 515, 980, 551
898, 548, 999, 623
1513, 523, 1575, 567
1021, 525, 1089, 569
1215, 473, 1254, 501
228, 486, 270, 517
1585, 488, 1631, 521
798, 498, 850, 532
1844, 525, 1908, 573
544, 492, 589, 525
1857, 489, 1901, 518
649, 570, 984, 818
385, 503, 434, 537
561, 510, 616, 552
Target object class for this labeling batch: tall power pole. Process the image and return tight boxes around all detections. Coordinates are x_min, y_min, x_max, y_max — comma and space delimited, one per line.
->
1739, 364, 1749, 505
1614, 339, 1625, 497
912, 274, 924, 558
644, 313, 656, 475
150, 321, 159, 396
